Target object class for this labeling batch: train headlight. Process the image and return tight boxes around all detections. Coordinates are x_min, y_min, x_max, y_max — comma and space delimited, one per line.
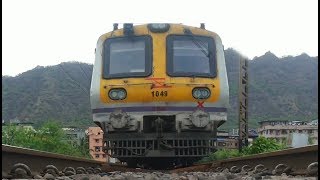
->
201, 89, 209, 97
193, 89, 202, 98
110, 91, 118, 99
147, 23, 170, 33
192, 88, 211, 99
118, 91, 126, 99
108, 88, 127, 100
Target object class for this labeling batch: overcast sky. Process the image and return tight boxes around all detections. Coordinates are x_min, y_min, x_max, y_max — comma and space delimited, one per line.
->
2, 0, 318, 76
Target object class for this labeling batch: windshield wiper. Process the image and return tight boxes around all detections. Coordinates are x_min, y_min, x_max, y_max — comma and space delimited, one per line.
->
183, 28, 211, 58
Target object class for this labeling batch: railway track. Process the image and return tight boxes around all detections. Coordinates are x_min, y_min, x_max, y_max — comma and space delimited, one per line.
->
172, 145, 318, 177
2, 144, 318, 179
2, 144, 106, 179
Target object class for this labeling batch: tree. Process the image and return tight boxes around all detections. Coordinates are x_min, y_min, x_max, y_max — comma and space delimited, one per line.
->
2, 121, 91, 159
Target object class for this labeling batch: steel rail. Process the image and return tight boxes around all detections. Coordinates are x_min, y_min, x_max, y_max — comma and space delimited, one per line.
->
2, 144, 103, 175
173, 145, 318, 175
211, 145, 317, 173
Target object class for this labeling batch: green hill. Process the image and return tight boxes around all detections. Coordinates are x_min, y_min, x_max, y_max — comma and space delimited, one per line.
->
223, 49, 318, 129
2, 49, 318, 129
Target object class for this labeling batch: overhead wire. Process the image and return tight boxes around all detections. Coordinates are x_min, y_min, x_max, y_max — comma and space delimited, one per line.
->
77, 63, 91, 87
58, 64, 89, 95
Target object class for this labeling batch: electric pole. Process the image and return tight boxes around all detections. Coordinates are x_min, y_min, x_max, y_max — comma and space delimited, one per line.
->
238, 56, 249, 151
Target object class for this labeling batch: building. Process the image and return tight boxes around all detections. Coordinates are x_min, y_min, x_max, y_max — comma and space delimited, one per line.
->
86, 127, 108, 162
3, 119, 35, 131
16, 122, 35, 131
258, 120, 318, 145
62, 127, 86, 146
216, 129, 259, 149
216, 137, 238, 149
309, 119, 318, 126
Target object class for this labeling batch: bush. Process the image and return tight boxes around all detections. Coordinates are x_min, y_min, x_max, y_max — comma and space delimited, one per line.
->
198, 136, 285, 163
2, 122, 91, 159
241, 136, 284, 155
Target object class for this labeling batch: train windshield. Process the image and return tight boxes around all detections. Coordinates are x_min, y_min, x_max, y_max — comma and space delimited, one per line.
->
167, 35, 216, 77
103, 36, 152, 78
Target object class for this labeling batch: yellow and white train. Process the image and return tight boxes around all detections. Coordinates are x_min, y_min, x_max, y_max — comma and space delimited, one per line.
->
90, 23, 229, 167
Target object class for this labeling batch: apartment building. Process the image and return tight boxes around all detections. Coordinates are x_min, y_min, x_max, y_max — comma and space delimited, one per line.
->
216, 129, 259, 149
86, 127, 107, 162
3, 120, 35, 131
62, 127, 85, 146
258, 120, 318, 144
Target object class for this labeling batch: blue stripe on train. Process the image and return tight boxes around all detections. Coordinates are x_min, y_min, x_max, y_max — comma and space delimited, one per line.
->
92, 106, 227, 113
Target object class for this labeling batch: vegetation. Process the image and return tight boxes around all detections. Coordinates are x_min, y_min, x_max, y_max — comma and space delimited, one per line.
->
240, 136, 286, 155
2, 50, 318, 128
2, 62, 94, 127
199, 137, 286, 163
308, 136, 314, 145
2, 121, 91, 159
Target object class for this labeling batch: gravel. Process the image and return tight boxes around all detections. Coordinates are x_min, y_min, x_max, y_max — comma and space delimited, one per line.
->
42, 171, 318, 180
3, 170, 317, 179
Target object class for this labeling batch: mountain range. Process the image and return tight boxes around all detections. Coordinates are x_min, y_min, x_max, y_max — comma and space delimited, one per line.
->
2, 49, 318, 129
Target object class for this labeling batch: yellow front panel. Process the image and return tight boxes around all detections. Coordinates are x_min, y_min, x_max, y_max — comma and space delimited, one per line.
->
99, 24, 221, 104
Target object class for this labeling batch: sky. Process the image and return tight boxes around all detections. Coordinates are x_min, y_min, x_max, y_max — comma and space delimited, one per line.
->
2, 0, 318, 76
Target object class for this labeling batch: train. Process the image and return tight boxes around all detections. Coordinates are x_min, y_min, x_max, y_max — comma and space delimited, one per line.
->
90, 23, 229, 168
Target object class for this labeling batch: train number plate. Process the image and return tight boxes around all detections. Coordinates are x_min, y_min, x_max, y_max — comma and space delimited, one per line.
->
151, 91, 168, 97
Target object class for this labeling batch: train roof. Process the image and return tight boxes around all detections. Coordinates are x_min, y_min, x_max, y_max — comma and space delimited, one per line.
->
98, 23, 220, 40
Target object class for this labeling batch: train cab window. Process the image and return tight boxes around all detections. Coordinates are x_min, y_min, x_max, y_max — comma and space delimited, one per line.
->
103, 36, 152, 78
166, 35, 216, 77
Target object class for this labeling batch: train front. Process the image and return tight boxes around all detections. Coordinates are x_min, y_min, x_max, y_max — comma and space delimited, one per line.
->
90, 23, 229, 167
